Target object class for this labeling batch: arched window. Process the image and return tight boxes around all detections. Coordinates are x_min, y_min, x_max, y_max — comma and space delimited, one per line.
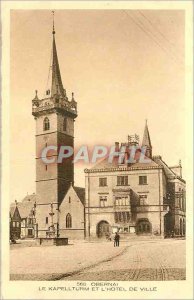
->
43, 117, 50, 131
136, 218, 151, 234
63, 118, 67, 131
66, 213, 72, 228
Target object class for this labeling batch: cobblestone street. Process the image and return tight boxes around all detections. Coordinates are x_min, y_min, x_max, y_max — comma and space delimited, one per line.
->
10, 239, 185, 281
64, 239, 185, 281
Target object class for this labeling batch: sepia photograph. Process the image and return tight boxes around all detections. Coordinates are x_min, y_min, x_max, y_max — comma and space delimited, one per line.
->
1, 1, 193, 300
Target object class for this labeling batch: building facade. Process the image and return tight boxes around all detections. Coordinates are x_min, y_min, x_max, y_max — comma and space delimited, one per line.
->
10, 204, 21, 240
59, 184, 85, 239
10, 194, 36, 239
18, 194, 36, 238
85, 122, 186, 238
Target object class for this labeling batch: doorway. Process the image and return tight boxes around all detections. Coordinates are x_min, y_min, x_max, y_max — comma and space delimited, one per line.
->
97, 220, 111, 238
136, 218, 151, 235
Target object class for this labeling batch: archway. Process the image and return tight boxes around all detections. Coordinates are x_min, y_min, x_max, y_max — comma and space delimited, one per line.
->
164, 212, 173, 237
97, 220, 111, 238
136, 218, 151, 235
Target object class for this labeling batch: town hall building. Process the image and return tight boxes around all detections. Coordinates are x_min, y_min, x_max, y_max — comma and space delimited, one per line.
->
84, 122, 186, 239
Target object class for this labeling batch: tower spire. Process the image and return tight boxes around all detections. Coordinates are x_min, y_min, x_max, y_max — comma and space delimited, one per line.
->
142, 119, 152, 158
51, 11, 64, 98
52, 10, 55, 35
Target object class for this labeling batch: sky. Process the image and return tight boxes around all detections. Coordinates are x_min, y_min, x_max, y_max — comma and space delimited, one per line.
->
10, 9, 185, 202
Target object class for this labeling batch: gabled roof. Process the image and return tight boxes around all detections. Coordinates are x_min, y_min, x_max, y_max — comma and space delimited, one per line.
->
153, 156, 176, 179
10, 206, 21, 220
17, 202, 34, 219
22, 193, 36, 203
91, 156, 119, 170
74, 187, 85, 205
153, 156, 185, 183
10, 194, 36, 219
10, 206, 16, 218
89, 149, 160, 172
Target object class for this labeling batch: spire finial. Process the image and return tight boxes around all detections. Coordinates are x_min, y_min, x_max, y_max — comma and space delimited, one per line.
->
52, 11, 55, 35
51, 12, 65, 98
142, 120, 152, 158
145, 119, 148, 125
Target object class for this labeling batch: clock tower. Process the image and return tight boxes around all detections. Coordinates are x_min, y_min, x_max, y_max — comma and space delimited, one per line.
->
32, 16, 78, 237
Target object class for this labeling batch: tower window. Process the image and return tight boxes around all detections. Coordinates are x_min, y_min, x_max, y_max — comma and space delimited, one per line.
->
43, 117, 50, 131
66, 213, 72, 228
63, 118, 67, 131
45, 217, 48, 224
69, 197, 71, 203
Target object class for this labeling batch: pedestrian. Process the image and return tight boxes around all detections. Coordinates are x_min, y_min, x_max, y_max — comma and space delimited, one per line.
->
114, 232, 120, 247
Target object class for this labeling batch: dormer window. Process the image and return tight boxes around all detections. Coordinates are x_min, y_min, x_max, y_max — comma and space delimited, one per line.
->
43, 117, 50, 131
63, 118, 67, 131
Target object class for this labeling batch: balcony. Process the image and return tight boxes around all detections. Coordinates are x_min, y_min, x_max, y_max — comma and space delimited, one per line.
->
32, 98, 77, 118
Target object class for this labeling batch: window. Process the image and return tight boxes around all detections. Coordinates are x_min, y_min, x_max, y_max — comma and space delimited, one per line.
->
45, 165, 47, 171
115, 196, 129, 206
28, 229, 33, 236
137, 219, 151, 233
182, 198, 184, 212
122, 212, 126, 222
63, 118, 67, 131
139, 176, 147, 185
117, 176, 128, 186
114, 212, 118, 223
126, 212, 130, 222
99, 196, 107, 207
115, 211, 130, 223
139, 195, 147, 205
43, 117, 50, 131
99, 178, 107, 187
179, 195, 182, 209
66, 213, 72, 228
69, 196, 71, 203
45, 217, 48, 224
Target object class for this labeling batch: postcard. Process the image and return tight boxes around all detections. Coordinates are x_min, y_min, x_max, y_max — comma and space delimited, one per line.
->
1, 1, 193, 299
